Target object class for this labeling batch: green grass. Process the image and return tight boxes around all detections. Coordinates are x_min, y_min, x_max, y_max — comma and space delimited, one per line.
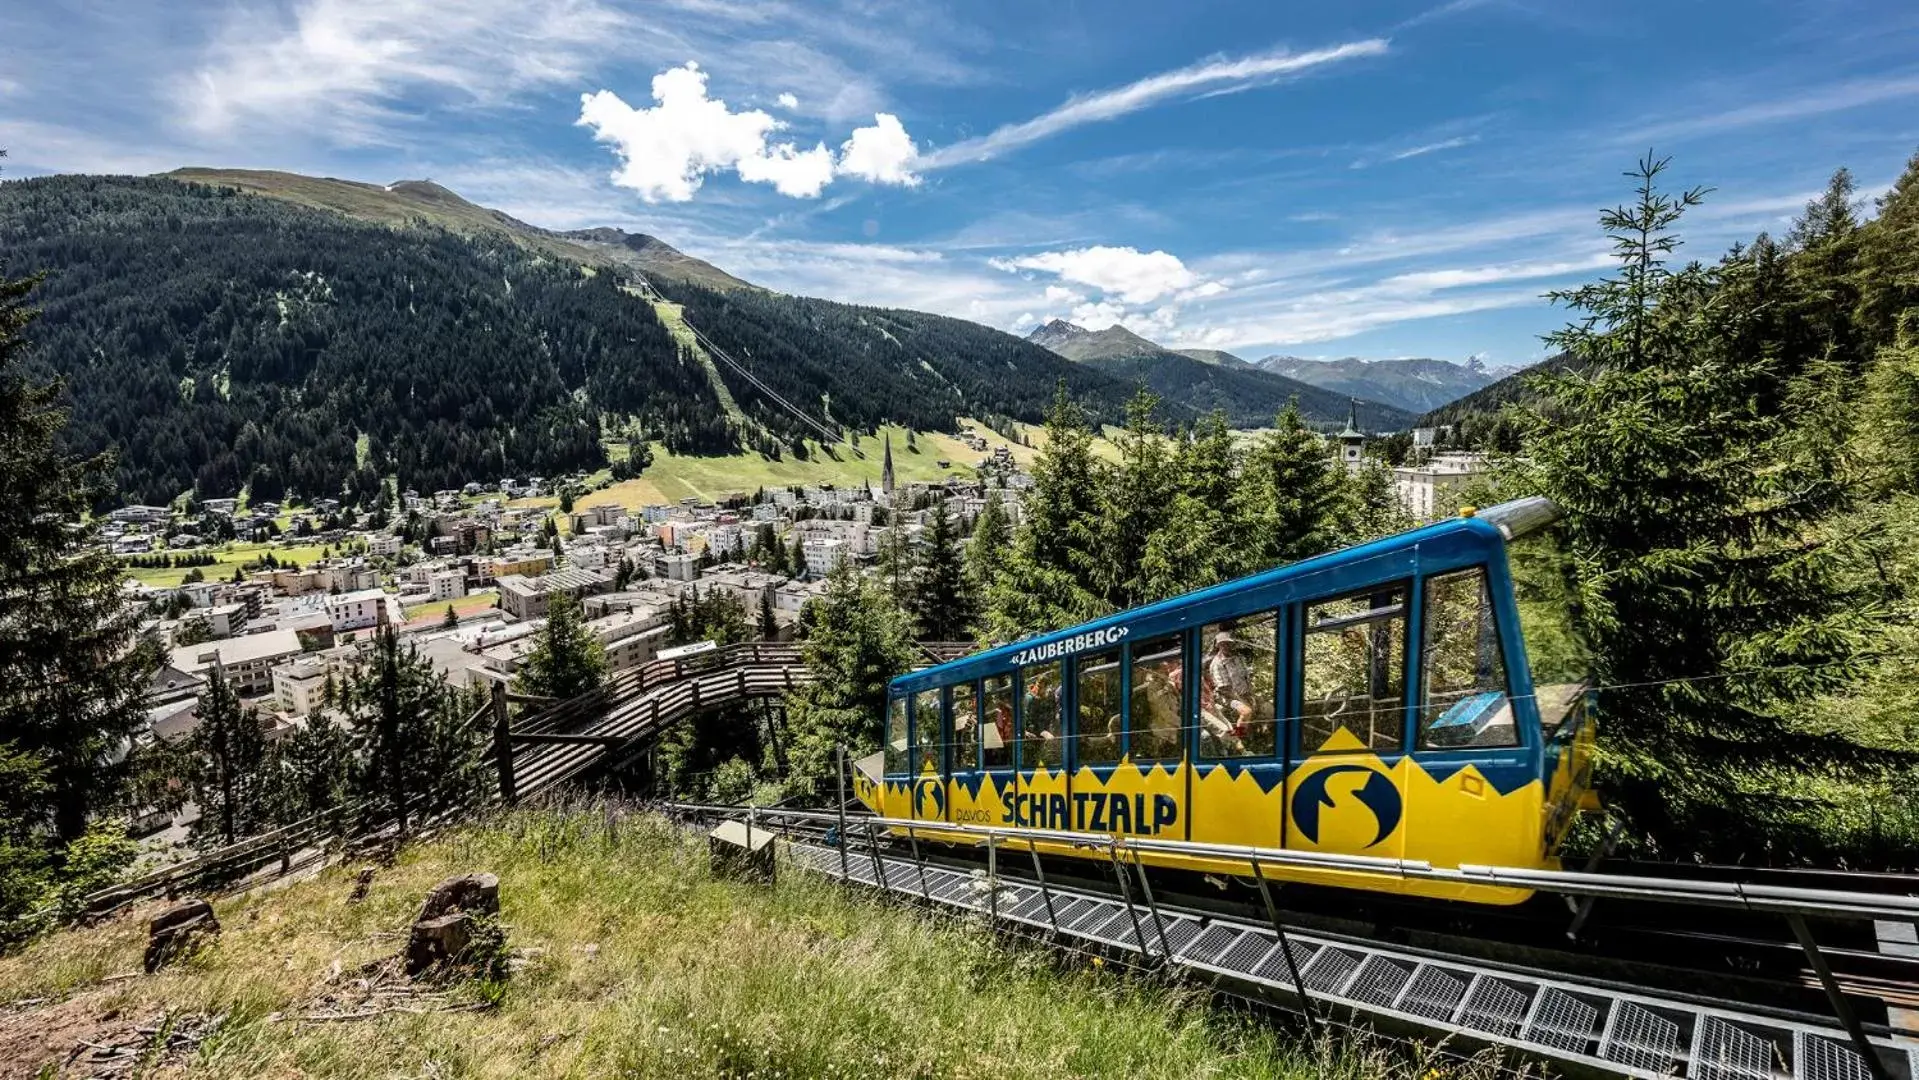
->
123, 541, 336, 588
0, 805, 1500, 1079
403, 590, 500, 623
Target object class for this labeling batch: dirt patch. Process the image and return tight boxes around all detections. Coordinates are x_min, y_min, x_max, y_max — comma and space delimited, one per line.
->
0, 994, 221, 1079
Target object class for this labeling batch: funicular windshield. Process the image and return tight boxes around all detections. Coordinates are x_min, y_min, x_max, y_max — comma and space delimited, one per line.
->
1418, 568, 1515, 748
1505, 526, 1593, 727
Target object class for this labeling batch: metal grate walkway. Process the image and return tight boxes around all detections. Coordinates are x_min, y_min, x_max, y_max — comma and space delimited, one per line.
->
783, 840, 1919, 1080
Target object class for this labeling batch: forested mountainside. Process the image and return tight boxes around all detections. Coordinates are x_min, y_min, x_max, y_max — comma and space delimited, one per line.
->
1414, 353, 1578, 445
0, 174, 1143, 508
165, 169, 751, 290
1023, 318, 1414, 427
645, 283, 1152, 448
1256, 354, 1504, 415
1078, 351, 1415, 429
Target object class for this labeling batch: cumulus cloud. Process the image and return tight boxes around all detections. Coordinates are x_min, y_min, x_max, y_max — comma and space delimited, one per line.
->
993, 245, 1213, 305
579, 63, 837, 201
838, 112, 920, 185
581, 65, 924, 201
777, 92, 799, 109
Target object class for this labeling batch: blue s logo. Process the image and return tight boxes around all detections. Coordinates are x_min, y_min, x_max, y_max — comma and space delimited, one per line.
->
913, 779, 945, 819
1291, 765, 1401, 848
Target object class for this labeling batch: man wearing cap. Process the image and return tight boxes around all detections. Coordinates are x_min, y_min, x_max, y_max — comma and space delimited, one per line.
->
1201, 629, 1254, 754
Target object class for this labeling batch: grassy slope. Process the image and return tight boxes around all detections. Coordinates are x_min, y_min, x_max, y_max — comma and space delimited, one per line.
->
0, 806, 1448, 1079
505, 420, 1110, 511
124, 541, 335, 588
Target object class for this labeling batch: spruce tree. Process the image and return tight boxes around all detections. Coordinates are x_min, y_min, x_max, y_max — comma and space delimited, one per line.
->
1854, 148, 1919, 348
1141, 410, 1252, 599
965, 493, 1011, 622
909, 497, 974, 642
442, 604, 460, 629
1515, 155, 1890, 857
189, 666, 265, 846
759, 590, 778, 640
787, 533, 806, 579
988, 386, 1109, 638
1238, 401, 1348, 569
516, 593, 607, 701
783, 564, 914, 793
1095, 389, 1174, 609
0, 269, 157, 843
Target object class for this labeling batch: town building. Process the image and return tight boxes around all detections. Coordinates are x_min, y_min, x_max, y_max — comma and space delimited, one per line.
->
1392, 452, 1489, 522
168, 628, 305, 698
1337, 399, 1367, 475
496, 567, 613, 621
325, 587, 387, 633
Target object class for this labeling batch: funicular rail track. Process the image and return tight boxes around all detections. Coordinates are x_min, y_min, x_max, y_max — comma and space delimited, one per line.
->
668, 802, 1919, 1080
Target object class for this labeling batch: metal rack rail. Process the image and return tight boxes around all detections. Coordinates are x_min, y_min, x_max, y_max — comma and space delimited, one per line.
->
688, 802, 1919, 1080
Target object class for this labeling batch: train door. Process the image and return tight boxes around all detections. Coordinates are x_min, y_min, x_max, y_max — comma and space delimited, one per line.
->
975, 673, 1017, 828
908, 688, 947, 825
1068, 645, 1125, 832
945, 679, 995, 827
1404, 566, 1541, 872
1283, 583, 1412, 876
1013, 661, 1068, 830
1189, 611, 1285, 848
1123, 632, 1190, 840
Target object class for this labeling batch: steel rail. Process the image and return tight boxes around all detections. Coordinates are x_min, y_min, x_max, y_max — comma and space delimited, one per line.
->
659, 802, 1919, 925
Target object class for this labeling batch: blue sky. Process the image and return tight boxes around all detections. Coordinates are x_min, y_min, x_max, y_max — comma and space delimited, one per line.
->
3, 0, 1917, 365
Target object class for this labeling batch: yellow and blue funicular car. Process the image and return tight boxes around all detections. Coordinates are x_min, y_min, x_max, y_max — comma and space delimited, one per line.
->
855, 496, 1598, 905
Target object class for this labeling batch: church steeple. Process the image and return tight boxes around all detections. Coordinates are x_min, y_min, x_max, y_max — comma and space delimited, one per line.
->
882, 433, 896, 495
1337, 399, 1365, 474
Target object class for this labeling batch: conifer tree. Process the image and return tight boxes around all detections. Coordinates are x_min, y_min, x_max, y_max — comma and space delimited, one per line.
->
516, 593, 607, 701
273, 713, 352, 824
1095, 389, 1174, 609
442, 604, 460, 629
1238, 401, 1348, 569
347, 626, 463, 835
0, 269, 157, 844
788, 533, 806, 579
909, 497, 974, 642
1141, 410, 1252, 598
1515, 154, 1890, 857
783, 564, 914, 792
189, 666, 265, 845
759, 590, 778, 640
965, 493, 1011, 622
875, 514, 916, 608
988, 386, 1109, 638
1854, 148, 1919, 348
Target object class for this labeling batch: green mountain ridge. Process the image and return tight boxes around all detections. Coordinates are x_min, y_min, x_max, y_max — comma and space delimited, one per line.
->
0, 173, 1152, 507
1024, 318, 1417, 428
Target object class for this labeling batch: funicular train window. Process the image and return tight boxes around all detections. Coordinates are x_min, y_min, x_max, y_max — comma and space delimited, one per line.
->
1128, 634, 1186, 761
912, 691, 944, 774
982, 674, 1015, 769
885, 696, 908, 775
1200, 613, 1278, 758
1418, 569, 1518, 749
1019, 662, 1064, 770
1076, 649, 1124, 766
1300, 586, 1407, 754
951, 681, 980, 771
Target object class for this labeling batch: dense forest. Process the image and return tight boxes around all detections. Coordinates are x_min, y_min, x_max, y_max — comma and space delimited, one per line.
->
1076, 351, 1414, 429
0, 175, 1157, 509
651, 280, 1153, 444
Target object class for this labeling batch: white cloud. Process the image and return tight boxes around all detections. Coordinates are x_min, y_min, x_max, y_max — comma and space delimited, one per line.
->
920, 39, 1389, 168
181, 0, 628, 142
993, 245, 1208, 305
837, 113, 921, 186
579, 63, 835, 201
1630, 73, 1919, 142
777, 92, 799, 109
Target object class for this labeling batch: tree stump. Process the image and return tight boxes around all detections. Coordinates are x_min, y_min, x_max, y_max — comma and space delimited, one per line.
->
144, 898, 220, 973
404, 873, 500, 977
